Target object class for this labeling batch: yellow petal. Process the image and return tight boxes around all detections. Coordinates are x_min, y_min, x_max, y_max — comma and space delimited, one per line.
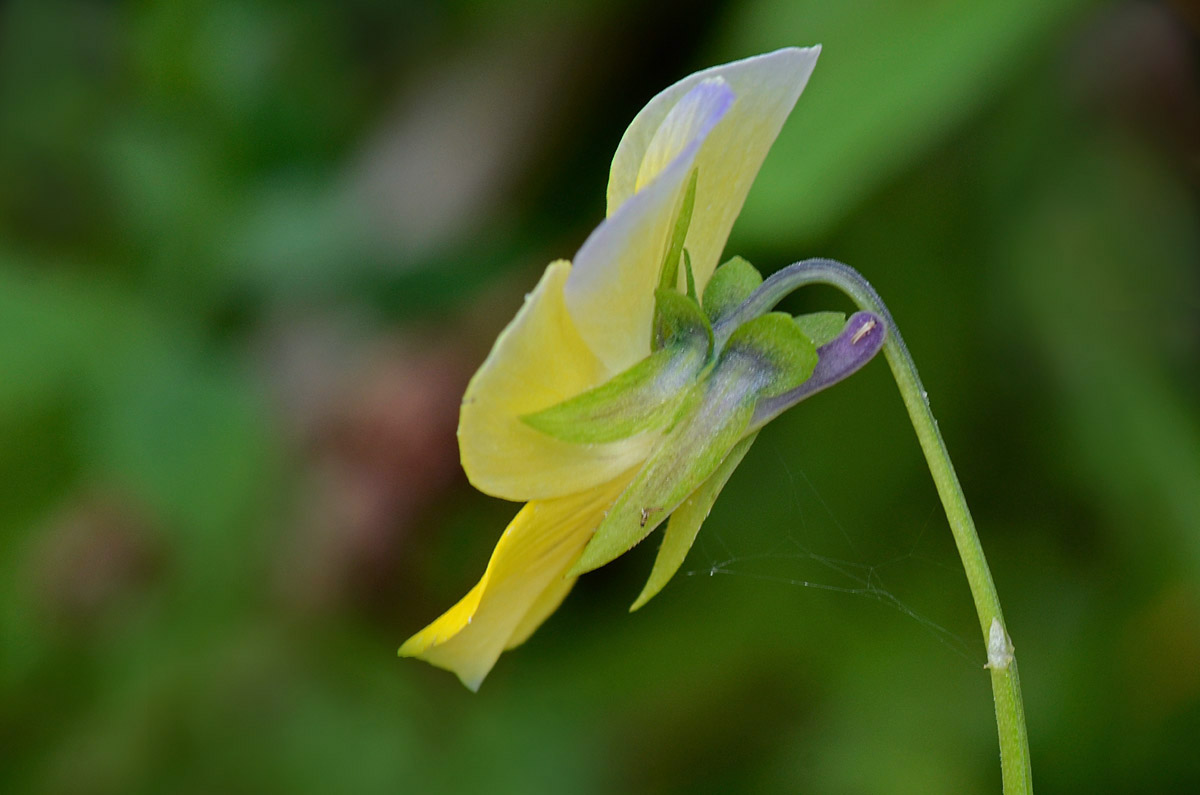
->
459, 260, 655, 501
607, 46, 820, 294
504, 569, 574, 651
562, 87, 727, 373
634, 77, 734, 193
399, 471, 634, 691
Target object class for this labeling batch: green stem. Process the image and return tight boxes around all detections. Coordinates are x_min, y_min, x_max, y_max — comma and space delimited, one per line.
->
724, 258, 1032, 794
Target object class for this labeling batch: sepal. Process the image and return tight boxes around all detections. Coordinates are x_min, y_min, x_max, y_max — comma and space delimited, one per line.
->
571, 310, 818, 575
521, 339, 706, 445
682, 249, 698, 302
722, 311, 819, 399
793, 311, 846, 347
751, 310, 886, 430
702, 256, 764, 325
568, 376, 752, 575
630, 431, 759, 610
657, 169, 698, 294
652, 286, 713, 353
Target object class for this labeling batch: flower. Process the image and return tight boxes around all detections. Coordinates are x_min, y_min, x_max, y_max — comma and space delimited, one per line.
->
401, 48, 834, 690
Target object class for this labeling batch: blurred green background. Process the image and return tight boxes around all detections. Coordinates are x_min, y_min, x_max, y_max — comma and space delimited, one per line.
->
2, 0, 1198, 792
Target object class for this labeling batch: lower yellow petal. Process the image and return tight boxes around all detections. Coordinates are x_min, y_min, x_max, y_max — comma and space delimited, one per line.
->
459, 260, 654, 501
399, 470, 635, 691
504, 569, 574, 651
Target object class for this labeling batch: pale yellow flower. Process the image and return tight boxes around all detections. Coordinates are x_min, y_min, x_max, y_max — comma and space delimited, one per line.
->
401, 48, 821, 690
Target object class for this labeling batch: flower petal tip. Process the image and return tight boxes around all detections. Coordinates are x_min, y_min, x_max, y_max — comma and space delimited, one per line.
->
397, 634, 487, 691
780, 43, 821, 59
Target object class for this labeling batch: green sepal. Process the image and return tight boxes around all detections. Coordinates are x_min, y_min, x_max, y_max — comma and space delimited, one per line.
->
658, 169, 698, 293
723, 312, 819, 399
793, 311, 846, 347
702, 256, 764, 325
682, 249, 698, 302
520, 340, 707, 445
569, 374, 755, 576
652, 287, 712, 354
570, 312, 817, 576
630, 431, 759, 611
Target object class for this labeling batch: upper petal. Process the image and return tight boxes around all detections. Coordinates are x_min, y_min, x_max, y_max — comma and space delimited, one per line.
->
634, 78, 734, 193
459, 260, 655, 501
607, 46, 820, 294
399, 470, 634, 691
563, 82, 730, 374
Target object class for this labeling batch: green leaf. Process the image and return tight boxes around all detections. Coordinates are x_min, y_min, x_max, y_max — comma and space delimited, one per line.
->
658, 169, 699, 292
702, 256, 764, 324
723, 312, 819, 399
793, 311, 847, 347
721, 0, 1090, 243
630, 431, 759, 611
521, 341, 706, 445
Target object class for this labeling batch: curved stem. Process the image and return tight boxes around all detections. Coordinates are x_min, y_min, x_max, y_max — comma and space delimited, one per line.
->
727, 259, 1032, 794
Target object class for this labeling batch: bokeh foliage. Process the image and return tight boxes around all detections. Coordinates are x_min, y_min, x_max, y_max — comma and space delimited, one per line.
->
2, 1, 1198, 793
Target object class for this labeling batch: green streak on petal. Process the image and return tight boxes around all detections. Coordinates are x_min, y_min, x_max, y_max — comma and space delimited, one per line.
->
630, 431, 759, 611
793, 311, 847, 347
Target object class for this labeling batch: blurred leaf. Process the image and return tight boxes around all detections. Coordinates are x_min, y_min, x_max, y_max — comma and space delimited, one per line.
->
1002, 132, 1200, 575
0, 256, 281, 608
717, 0, 1091, 244
0, 264, 108, 415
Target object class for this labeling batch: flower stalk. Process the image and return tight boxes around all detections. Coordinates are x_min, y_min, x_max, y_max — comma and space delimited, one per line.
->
731, 258, 1032, 795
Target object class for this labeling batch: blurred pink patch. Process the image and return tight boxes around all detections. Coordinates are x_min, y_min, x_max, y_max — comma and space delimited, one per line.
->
23, 492, 163, 631
262, 318, 472, 613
